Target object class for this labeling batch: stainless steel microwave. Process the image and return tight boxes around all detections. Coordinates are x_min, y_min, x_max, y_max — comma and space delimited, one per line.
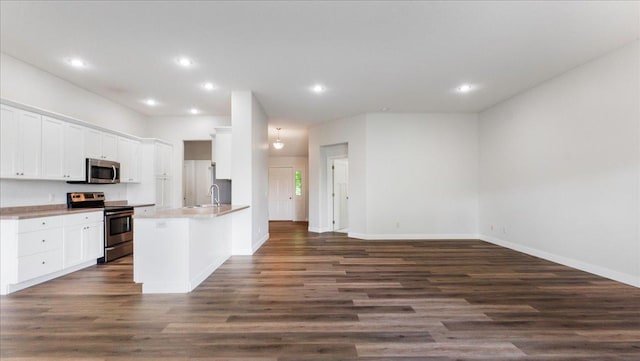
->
68, 158, 120, 184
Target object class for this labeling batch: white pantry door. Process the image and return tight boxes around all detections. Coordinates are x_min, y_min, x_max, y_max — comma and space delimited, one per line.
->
268, 167, 293, 220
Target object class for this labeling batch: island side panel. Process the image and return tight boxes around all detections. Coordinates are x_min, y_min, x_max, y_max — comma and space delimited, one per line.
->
134, 218, 190, 293
232, 208, 253, 255
188, 215, 232, 291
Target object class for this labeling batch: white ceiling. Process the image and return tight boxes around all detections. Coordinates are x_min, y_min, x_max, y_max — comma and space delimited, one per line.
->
0, 1, 638, 128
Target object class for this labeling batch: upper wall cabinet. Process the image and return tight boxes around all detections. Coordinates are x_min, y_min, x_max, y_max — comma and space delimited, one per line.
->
41, 116, 85, 181
1, 105, 42, 179
84, 129, 118, 161
118, 137, 141, 183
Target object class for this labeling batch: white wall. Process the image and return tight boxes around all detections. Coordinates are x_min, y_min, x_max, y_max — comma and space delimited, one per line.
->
0, 53, 150, 207
0, 53, 147, 136
308, 113, 478, 238
145, 116, 231, 208
478, 41, 640, 286
365, 113, 478, 238
251, 95, 270, 250
269, 156, 309, 221
231, 91, 269, 254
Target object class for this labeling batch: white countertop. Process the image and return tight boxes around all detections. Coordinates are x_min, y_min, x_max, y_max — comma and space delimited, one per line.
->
134, 204, 249, 219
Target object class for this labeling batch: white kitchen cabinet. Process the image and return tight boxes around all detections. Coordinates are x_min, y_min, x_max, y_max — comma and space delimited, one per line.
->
64, 211, 104, 264
155, 176, 173, 209
212, 127, 232, 180
118, 137, 141, 183
84, 129, 118, 161
154, 142, 172, 177
0, 211, 104, 295
83, 222, 103, 260
153, 142, 173, 209
63, 225, 84, 268
41, 116, 64, 179
1, 215, 64, 289
0, 105, 42, 179
101, 133, 118, 161
63, 123, 86, 180
41, 117, 86, 181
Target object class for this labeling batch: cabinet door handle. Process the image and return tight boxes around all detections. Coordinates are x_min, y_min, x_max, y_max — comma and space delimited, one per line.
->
42, 239, 45, 243
20, 172, 24, 175
15, 172, 19, 175
42, 261, 46, 264
41, 222, 46, 225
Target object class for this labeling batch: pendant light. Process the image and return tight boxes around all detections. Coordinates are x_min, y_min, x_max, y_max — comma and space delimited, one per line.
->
273, 128, 284, 150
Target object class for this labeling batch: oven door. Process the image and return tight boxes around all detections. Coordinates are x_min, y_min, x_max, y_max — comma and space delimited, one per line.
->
87, 159, 120, 184
105, 210, 134, 247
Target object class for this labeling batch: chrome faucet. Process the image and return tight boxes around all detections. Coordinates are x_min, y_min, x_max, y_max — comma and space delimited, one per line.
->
208, 184, 220, 207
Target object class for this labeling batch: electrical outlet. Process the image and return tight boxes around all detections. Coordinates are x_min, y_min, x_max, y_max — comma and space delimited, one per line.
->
395, 222, 400, 229
502, 227, 507, 234
490, 225, 494, 231
48, 193, 55, 202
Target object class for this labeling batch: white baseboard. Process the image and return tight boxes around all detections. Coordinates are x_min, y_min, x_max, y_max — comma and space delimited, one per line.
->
2, 259, 96, 295
348, 233, 479, 240
308, 226, 332, 233
253, 233, 270, 253
479, 234, 640, 288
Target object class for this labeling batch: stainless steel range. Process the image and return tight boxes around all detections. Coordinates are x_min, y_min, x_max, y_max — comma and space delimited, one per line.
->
67, 192, 134, 263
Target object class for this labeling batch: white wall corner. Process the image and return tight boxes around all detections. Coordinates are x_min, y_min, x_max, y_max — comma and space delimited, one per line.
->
252, 233, 270, 253
308, 226, 333, 233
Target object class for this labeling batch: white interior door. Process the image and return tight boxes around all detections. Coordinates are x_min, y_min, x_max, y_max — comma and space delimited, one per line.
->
269, 167, 293, 220
333, 158, 349, 232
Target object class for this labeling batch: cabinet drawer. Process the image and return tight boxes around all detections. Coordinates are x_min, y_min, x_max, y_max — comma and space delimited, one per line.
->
17, 249, 63, 282
64, 212, 103, 226
18, 228, 63, 257
18, 216, 63, 233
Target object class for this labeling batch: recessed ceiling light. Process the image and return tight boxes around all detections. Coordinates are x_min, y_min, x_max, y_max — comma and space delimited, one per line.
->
68, 58, 86, 68
456, 84, 474, 93
177, 57, 193, 67
144, 98, 157, 106
190, 108, 200, 114
202, 82, 217, 91
311, 84, 326, 94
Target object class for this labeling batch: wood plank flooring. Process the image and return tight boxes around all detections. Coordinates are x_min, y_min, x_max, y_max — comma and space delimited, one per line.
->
1, 221, 639, 360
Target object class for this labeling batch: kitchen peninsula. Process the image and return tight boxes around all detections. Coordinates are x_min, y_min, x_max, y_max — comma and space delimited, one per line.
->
134, 204, 249, 293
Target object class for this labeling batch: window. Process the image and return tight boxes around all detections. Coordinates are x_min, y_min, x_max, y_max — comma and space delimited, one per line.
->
295, 171, 302, 196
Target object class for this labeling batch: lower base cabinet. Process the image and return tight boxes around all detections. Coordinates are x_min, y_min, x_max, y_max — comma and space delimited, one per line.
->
63, 211, 104, 268
1, 211, 104, 295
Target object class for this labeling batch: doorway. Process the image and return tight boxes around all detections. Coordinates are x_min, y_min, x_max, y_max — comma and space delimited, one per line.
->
268, 167, 293, 220
183, 140, 213, 207
329, 157, 349, 232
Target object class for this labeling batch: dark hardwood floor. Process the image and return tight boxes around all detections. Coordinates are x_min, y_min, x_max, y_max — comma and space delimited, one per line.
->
1, 221, 639, 360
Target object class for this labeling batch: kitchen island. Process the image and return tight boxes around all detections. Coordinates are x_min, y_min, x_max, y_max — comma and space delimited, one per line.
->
134, 204, 249, 293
